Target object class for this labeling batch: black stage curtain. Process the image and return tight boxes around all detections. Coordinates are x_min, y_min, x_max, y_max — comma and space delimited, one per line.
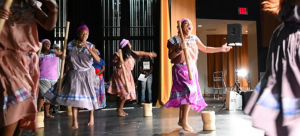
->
67, 0, 103, 50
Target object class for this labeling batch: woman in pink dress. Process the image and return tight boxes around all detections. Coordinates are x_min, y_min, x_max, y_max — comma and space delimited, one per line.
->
0, 0, 58, 135
245, 0, 300, 135
107, 39, 157, 116
165, 18, 231, 132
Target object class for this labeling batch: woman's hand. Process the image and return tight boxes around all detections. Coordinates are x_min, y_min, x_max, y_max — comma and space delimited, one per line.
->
180, 41, 187, 50
59, 54, 66, 60
221, 43, 232, 52
85, 43, 91, 50
149, 52, 157, 58
0, 9, 10, 20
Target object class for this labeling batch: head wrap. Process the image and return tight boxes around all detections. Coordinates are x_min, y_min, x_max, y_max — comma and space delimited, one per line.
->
120, 39, 129, 48
77, 25, 89, 34
177, 18, 191, 35
114, 52, 119, 57
41, 39, 51, 44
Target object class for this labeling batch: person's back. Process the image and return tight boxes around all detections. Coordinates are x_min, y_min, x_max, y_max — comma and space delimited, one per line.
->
245, 1, 300, 136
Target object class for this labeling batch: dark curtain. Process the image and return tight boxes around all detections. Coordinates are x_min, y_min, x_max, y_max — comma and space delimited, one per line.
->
67, 0, 103, 50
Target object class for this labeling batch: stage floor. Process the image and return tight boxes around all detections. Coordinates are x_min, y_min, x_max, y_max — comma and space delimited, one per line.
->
22, 97, 264, 136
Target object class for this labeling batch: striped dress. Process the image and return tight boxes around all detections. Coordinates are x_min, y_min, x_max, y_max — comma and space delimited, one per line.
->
43, 40, 99, 110
39, 49, 59, 103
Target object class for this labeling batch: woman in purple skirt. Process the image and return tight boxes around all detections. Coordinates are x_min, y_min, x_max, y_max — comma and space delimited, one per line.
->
245, 0, 300, 135
165, 18, 231, 132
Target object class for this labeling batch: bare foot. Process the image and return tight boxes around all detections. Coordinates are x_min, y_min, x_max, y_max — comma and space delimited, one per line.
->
178, 120, 182, 126
88, 117, 94, 126
182, 122, 194, 132
45, 114, 55, 118
116, 109, 125, 117
71, 122, 78, 130
122, 110, 128, 115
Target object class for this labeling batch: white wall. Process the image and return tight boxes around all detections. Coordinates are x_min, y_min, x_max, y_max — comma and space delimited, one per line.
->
247, 22, 259, 89
197, 34, 210, 94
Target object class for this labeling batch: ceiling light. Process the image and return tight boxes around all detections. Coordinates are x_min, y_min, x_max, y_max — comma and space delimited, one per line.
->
198, 25, 202, 27
246, 31, 248, 33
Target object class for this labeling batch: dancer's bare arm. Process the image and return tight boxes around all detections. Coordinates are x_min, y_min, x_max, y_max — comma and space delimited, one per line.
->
97, 65, 105, 75
196, 38, 231, 53
132, 51, 157, 58
34, 0, 58, 31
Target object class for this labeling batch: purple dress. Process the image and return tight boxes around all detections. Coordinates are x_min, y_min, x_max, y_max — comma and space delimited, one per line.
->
164, 35, 207, 112
244, 5, 300, 136
44, 40, 99, 110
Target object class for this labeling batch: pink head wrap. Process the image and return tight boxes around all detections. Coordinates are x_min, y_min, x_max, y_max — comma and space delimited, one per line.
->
120, 39, 129, 48
77, 25, 89, 34
114, 52, 119, 57
41, 39, 51, 44
177, 18, 191, 35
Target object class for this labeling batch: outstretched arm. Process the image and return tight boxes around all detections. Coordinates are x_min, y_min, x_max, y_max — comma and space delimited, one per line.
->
132, 50, 157, 58
34, 0, 58, 31
196, 37, 231, 53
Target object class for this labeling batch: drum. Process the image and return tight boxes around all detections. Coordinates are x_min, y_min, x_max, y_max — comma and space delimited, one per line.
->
143, 103, 153, 117
36, 111, 44, 128
201, 111, 216, 131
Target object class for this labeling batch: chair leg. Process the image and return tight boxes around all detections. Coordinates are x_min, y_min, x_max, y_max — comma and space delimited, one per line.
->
213, 90, 215, 99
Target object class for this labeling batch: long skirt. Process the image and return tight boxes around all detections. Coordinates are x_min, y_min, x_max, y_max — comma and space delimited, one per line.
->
0, 51, 39, 131
39, 80, 57, 103
43, 68, 99, 110
107, 68, 136, 100
164, 64, 207, 112
95, 68, 106, 108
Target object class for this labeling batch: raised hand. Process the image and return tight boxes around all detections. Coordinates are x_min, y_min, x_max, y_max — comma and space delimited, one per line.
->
150, 52, 157, 58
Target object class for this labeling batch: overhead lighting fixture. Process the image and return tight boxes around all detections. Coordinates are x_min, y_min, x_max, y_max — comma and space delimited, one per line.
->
246, 31, 248, 33
198, 25, 202, 27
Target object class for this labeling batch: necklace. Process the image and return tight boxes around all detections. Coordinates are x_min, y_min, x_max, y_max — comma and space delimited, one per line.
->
75, 46, 84, 54
75, 40, 85, 54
